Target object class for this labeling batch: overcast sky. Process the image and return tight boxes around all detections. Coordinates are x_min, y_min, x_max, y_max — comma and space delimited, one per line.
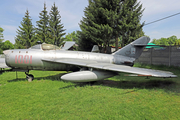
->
1, 0, 180, 44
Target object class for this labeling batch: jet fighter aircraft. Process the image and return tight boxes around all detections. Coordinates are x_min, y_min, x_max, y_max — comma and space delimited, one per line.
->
0, 36, 177, 82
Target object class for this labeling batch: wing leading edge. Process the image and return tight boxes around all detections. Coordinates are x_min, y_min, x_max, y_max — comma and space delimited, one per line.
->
42, 58, 177, 78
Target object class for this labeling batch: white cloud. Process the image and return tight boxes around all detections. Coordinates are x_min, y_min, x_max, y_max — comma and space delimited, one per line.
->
139, 0, 180, 40
1, 0, 180, 44
12, 0, 87, 33
1, 25, 17, 33
140, 0, 180, 15
140, 0, 180, 21
1, 25, 17, 44
149, 29, 180, 40
2, 35, 15, 44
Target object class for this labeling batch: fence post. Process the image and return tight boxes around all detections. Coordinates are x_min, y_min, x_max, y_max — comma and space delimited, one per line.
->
169, 46, 171, 67
150, 48, 152, 65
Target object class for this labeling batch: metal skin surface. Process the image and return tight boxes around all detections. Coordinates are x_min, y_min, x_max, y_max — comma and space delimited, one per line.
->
1, 36, 177, 82
61, 70, 117, 82
5, 47, 134, 71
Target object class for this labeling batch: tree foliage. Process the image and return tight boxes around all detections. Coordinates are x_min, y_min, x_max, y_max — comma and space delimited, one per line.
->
0, 27, 4, 43
63, 31, 79, 42
15, 10, 36, 49
78, 0, 114, 51
0, 28, 14, 54
49, 3, 66, 46
78, 0, 144, 52
14, 3, 66, 48
152, 35, 180, 46
1, 40, 14, 50
118, 0, 144, 48
36, 3, 50, 44
0, 27, 4, 54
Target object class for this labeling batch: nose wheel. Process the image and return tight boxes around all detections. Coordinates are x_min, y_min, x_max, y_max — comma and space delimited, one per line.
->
25, 72, 34, 82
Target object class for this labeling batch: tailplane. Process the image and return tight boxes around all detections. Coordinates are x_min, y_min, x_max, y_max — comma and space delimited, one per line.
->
112, 36, 150, 59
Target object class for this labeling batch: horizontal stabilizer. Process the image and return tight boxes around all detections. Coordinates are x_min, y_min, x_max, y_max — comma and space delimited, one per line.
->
61, 41, 75, 50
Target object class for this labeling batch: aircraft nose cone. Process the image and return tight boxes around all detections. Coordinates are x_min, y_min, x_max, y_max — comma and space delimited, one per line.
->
3, 50, 10, 55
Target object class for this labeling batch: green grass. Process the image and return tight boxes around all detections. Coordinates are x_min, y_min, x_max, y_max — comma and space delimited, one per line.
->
0, 64, 180, 119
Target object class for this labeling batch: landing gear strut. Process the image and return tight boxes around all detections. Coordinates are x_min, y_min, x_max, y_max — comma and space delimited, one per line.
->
25, 72, 34, 82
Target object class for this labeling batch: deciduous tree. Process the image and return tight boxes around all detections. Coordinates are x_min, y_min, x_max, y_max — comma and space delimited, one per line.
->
1, 40, 14, 50
0, 27, 4, 43
0, 27, 4, 54
152, 35, 180, 46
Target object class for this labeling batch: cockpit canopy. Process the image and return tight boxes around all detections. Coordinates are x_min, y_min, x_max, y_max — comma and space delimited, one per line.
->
41, 44, 61, 50
29, 44, 61, 50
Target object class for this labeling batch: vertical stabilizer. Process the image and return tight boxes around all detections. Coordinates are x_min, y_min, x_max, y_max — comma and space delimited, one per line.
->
112, 36, 150, 59
91, 45, 100, 53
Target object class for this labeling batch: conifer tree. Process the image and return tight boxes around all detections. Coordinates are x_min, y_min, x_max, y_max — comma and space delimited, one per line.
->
15, 10, 35, 49
78, 0, 114, 52
118, 0, 144, 47
36, 3, 50, 44
78, 0, 144, 51
49, 3, 66, 46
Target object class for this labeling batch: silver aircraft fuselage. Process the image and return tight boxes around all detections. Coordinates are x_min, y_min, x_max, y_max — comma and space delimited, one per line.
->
5, 49, 134, 71
1, 36, 177, 82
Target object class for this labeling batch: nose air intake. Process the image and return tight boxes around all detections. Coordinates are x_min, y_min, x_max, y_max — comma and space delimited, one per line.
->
3, 50, 11, 55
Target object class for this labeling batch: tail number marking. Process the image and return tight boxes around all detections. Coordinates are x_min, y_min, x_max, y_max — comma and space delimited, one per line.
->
15, 55, 32, 64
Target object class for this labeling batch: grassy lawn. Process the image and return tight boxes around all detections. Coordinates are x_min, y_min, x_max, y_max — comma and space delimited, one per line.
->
0, 64, 180, 119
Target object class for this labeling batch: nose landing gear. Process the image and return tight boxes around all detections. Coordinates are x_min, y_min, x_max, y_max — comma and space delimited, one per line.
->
25, 72, 34, 82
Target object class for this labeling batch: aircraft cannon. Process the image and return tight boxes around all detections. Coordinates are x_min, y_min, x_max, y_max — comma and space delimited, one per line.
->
61, 70, 116, 82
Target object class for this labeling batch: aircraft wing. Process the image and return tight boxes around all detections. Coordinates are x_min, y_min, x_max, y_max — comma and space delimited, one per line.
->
0, 58, 10, 68
42, 58, 177, 78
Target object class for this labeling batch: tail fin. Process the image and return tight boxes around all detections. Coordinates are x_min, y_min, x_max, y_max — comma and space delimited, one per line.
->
91, 45, 100, 53
112, 36, 150, 59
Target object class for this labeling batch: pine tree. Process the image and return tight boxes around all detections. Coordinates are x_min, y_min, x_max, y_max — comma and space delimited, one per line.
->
15, 10, 35, 49
78, 0, 144, 51
118, 0, 144, 47
36, 3, 50, 44
49, 3, 66, 46
78, 0, 114, 52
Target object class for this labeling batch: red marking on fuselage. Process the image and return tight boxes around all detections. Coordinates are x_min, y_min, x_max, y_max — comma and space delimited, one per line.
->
30, 55, 32, 64
15, 55, 32, 64
15, 55, 17, 63
18, 55, 23, 64
24, 55, 29, 64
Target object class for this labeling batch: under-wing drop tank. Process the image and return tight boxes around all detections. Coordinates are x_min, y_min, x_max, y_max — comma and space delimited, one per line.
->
61, 70, 116, 82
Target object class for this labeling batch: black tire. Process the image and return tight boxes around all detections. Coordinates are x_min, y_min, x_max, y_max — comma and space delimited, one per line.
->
28, 74, 34, 80
26, 74, 34, 82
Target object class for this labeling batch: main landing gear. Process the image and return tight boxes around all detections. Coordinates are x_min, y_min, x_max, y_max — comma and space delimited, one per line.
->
25, 72, 34, 82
